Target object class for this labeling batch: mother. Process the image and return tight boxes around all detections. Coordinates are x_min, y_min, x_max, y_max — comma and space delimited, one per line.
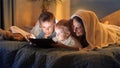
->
70, 10, 120, 50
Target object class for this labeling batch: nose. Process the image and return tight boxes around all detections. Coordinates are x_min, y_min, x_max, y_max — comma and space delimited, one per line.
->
73, 27, 76, 32
56, 33, 60, 36
45, 28, 50, 33
45, 28, 49, 31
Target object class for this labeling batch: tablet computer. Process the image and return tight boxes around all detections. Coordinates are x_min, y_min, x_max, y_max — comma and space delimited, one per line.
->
29, 38, 56, 48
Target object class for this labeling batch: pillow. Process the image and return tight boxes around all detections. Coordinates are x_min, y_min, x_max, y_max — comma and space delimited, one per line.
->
101, 10, 120, 26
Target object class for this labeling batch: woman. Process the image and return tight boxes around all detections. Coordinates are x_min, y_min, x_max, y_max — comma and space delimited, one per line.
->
70, 10, 120, 50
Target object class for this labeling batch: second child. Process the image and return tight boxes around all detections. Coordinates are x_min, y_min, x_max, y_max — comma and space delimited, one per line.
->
53, 19, 82, 50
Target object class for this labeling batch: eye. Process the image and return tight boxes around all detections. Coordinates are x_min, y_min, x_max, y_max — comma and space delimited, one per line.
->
42, 27, 46, 29
77, 26, 81, 29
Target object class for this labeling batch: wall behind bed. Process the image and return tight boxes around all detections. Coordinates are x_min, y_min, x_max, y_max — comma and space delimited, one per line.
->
2, 0, 70, 31
2, 0, 120, 30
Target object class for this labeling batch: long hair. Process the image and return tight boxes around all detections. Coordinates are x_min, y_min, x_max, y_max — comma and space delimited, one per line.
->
71, 16, 89, 48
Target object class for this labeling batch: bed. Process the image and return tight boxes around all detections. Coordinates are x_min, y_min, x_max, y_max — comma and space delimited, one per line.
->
0, 39, 120, 68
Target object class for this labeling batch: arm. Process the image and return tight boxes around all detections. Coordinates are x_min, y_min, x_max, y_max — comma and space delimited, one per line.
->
52, 36, 82, 51
54, 42, 80, 51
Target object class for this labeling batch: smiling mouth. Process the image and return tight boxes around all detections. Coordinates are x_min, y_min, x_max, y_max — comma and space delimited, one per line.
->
46, 32, 52, 35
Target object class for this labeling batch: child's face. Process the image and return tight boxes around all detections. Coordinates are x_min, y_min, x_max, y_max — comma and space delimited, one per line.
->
40, 21, 54, 36
55, 26, 70, 41
72, 19, 84, 37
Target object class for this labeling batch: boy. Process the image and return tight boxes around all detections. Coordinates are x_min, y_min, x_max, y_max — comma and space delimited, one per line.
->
0, 11, 56, 41
31, 11, 56, 39
53, 19, 82, 50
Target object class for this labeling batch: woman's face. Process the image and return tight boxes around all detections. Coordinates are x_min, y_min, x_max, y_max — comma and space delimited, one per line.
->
72, 19, 84, 37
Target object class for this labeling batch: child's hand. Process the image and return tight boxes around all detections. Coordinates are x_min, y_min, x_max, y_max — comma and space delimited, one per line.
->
78, 47, 82, 51
55, 42, 66, 47
51, 42, 64, 48
26, 33, 36, 42
26, 34, 36, 39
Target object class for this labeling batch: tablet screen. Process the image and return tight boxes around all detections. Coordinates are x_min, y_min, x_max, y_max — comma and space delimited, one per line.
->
29, 38, 55, 48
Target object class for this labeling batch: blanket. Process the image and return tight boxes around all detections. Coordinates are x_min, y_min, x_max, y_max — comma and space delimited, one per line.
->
71, 10, 120, 49
0, 41, 120, 68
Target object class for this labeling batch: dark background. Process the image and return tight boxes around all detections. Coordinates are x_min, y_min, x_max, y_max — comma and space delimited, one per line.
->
71, 0, 120, 19
0, 0, 4, 29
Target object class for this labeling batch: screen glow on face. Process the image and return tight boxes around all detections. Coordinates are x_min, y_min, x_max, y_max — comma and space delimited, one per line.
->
73, 19, 84, 37
55, 26, 68, 41
40, 21, 54, 36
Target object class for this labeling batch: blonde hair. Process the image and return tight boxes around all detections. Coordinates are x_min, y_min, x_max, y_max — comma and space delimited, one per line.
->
55, 19, 70, 33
